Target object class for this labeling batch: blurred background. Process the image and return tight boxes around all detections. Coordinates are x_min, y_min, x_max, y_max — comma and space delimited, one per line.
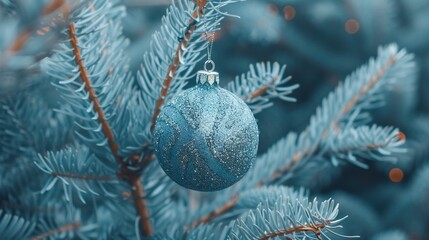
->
1, 0, 429, 239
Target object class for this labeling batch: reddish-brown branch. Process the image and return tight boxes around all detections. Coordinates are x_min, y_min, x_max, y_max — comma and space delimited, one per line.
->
342, 56, 397, 115
43, 0, 66, 15
9, 31, 32, 53
31, 222, 80, 240
244, 76, 280, 101
51, 172, 112, 181
116, 164, 152, 237
8, 0, 66, 53
247, 86, 269, 100
334, 131, 405, 153
129, 176, 153, 236
266, 55, 399, 182
150, 0, 207, 131
259, 222, 327, 240
190, 195, 239, 228
68, 23, 119, 161
68, 23, 152, 236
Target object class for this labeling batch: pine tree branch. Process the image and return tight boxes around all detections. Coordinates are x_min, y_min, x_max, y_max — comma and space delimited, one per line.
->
340, 56, 397, 118
188, 48, 408, 229
42, 0, 66, 15
68, 23, 152, 236
150, 0, 207, 131
8, 0, 66, 53
227, 190, 345, 240
269, 54, 399, 182
259, 223, 327, 240
330, 131, 405, 153
68, 23, 120, 162
190, 195, 238, 228
31, 222, 80, 240
190, 131, 395, 229
228, 62, 297, 114
9, 31, 31, 53
266, 127, 404, 184
0, 0, 68, 68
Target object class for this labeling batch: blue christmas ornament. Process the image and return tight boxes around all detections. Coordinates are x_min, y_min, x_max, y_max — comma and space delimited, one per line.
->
153, 70, 259, 191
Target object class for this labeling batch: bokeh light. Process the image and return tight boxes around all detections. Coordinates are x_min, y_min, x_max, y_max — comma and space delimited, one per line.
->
345, 19, 360, 34
389, 168, 404, 183
284, 6, 296, 21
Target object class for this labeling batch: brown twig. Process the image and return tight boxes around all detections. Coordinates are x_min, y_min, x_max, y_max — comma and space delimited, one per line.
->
243, 76, 280, 101
68, 23, 152, 236
129, 175, 153, 235
9, 31, 32, 53
68, 23, 119, 162
259, 223, 327, 240
342, 56, 397, 115
189, 195, 239, 229
31, 222, 80, 240
329, 131, 405, 154
8, 0, 66, 53
150, 0, 207, 131
43, 0, 66, 15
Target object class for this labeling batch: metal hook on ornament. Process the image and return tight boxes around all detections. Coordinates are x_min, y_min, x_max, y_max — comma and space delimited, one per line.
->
204, 60, 215, 72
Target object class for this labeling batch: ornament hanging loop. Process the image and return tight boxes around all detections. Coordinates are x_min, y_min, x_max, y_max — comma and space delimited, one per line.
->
204, 60, 215, 72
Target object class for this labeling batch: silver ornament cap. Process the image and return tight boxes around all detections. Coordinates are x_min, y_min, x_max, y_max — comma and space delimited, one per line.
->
196, 59, 219, 85
196, 70, 219, 85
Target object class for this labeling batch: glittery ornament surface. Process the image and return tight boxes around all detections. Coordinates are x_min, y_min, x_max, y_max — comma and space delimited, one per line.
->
153, 81, 259, 191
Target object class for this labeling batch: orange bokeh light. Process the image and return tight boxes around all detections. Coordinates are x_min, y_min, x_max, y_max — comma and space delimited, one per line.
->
389, 168, 404, 183
268, 4, 279, 15
284, 6, 296, 21
345, 19, 360, 34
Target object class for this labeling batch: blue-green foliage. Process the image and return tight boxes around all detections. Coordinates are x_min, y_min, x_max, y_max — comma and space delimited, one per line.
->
0, 86, 71, 162
41, 0, 137, 164
227, 62, 299, 114
325, 192, 380, 239
231, 45, 411, 191
34, 146, 124, 203
0, 210, 35, 240
137, 0, 240, 131
229, 196, 346, 240
0, 0, 424, 239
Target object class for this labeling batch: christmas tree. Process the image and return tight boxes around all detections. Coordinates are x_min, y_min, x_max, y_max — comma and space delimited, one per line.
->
1, 0, 428, 239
